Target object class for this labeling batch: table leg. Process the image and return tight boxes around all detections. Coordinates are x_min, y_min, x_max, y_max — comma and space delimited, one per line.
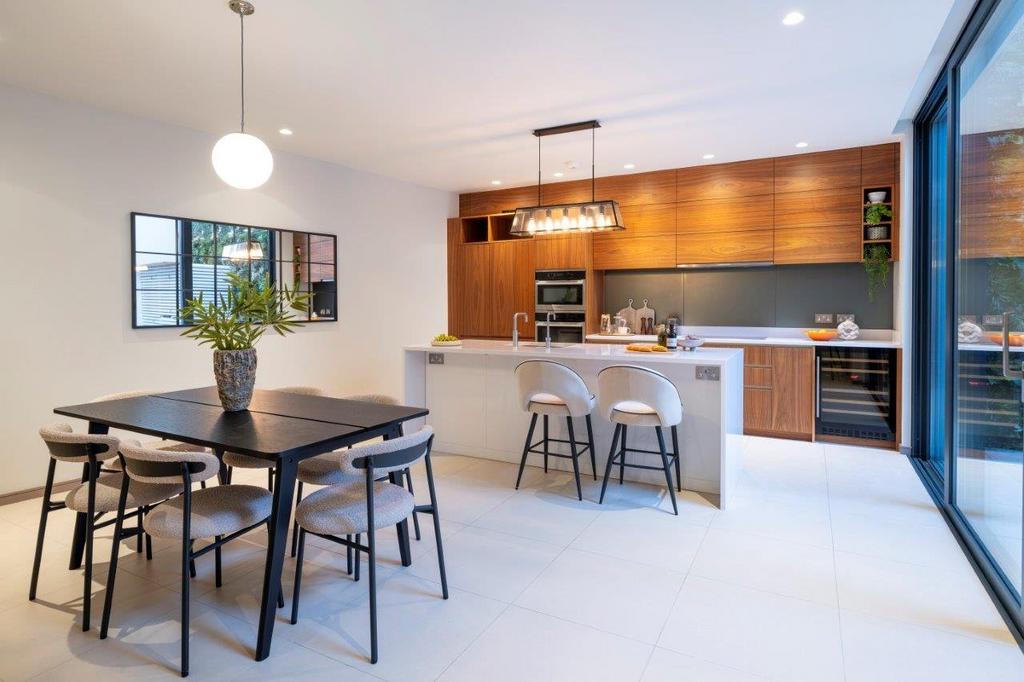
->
215, 448, 227, 485
255, 457, 296, 661
70, 421, 108, 570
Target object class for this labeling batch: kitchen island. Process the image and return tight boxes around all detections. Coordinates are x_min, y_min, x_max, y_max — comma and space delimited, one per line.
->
404, 339, 743, 508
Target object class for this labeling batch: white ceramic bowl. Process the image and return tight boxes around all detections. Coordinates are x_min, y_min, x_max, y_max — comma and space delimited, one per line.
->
678, 335, 705, 351
867, 191, 887, 203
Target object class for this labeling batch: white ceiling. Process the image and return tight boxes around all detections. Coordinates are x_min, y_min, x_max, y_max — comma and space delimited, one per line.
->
0, 1, 955, 193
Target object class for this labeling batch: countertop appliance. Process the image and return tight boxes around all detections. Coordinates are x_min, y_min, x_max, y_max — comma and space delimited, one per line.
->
536, 311, 586, 344
816, 347, 897, 443
536, 269, 585, 313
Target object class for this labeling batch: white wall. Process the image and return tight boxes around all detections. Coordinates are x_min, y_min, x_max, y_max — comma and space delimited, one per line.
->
0, 84, 456, 494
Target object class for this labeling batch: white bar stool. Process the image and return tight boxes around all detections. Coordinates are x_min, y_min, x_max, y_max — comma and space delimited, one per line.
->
514, 360, 597, 500
596, 365, 683, 514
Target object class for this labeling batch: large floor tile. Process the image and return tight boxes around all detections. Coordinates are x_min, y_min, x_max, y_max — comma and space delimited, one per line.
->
841, 610, 1024, 682
471, 488, 601, 546
689, 527, 838, 606
835, 550, 1016, 645
515, 548, 686, 644
658, 576, 845, 682
641, 646, 769, 681
830, 510, 967, 571
407, 525, 562, 602
710, 495, 832, 547
570, 506, 708, 572
439, 605, 653, 682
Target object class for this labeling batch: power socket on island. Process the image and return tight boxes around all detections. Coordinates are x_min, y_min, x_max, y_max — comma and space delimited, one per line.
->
814, 313, 834, 324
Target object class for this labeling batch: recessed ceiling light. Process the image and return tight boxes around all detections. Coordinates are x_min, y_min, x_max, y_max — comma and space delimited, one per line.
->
782, 11, 804, 26
702, 154, 715, 160
278, 128, 293, 136
490, 180, 502, 185
553, 172, 564, 178
623, 163, 636, 170
795, 141, 809, 148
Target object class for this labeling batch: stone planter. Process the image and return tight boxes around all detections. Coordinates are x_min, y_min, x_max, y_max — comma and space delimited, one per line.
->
213, 348, 257, 411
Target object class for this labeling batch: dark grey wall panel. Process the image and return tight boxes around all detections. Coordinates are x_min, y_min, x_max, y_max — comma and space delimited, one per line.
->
602, 263, 894, 328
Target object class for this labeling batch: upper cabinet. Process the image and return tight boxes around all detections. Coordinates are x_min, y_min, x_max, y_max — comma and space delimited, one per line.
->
774, 148, 861, 193
861, 143, 897, 187
594, 170, 676, 206
534, 233, 589, 270
676, 158, 774, 201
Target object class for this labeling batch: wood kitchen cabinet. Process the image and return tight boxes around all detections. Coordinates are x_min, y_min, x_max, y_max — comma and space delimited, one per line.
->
534, 233, 589, 269
676, 229, 773, 265
774, 148, 862, 193
448, 237, 535, 339
592, 235, 676, 270
773, 186, 863, 264
676, 158, 774, 200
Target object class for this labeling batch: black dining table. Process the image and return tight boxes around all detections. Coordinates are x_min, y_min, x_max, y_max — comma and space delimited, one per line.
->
54, 386, 427, 660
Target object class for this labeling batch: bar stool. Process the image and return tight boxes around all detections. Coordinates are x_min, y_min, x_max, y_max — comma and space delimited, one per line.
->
596, 365, 683, 515
513, 360, 597, 501
223, 386, 325, 489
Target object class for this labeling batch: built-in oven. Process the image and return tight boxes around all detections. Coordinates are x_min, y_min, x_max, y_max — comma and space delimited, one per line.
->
535, 312, 586, 344
536, 269, 586, 313
815, 347, 897, 443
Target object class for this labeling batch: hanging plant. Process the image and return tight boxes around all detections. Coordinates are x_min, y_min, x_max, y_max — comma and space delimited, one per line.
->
865, 204, 893, 225
864, 244, 891, 303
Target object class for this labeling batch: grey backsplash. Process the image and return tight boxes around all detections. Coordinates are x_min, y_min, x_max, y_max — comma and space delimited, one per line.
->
602, 263, 893, 329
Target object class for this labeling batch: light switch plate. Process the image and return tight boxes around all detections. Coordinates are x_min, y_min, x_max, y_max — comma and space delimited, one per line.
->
814, 313, 834, 324
695, 366, 720, 381
428, 353, 445, 365
836, 313, 855, 323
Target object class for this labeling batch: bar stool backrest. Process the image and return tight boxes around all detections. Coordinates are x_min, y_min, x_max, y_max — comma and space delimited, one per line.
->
597, 365, 683, 427
343, 426, 433, 476
515, 360, 594, 417
38, 423, 120, 463
119, 439, 221, 484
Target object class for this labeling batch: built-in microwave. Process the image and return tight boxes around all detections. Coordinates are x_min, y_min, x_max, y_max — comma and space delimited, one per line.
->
536, 269, 586, 313
535, 312, 586, 344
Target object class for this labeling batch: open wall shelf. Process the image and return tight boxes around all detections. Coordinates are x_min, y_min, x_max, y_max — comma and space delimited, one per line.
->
459, 213, 520, 243
862, 185, 898, 262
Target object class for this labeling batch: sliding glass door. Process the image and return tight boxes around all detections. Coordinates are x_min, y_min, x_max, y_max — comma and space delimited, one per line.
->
914, 0, 1023, 636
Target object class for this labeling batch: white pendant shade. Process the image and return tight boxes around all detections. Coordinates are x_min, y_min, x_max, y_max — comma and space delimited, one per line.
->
212, 132, 273, 189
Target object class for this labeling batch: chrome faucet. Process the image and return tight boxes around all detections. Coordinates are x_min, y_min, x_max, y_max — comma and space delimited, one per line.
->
512, 312, 529, 348
545, 312, 556, 349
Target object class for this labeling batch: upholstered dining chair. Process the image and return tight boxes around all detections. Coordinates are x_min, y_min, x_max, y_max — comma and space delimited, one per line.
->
222, 386, 325, 490
100, 439, 282, 677
32, 424, 183, 632
290, 426, 448, 665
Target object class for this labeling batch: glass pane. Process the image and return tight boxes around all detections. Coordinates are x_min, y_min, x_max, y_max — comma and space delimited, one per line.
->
133, 215, 178, 254
928, 101, 949, 477
954, 0, 1024, 598
134, 253, 178, 290
309, 234, 334, 263
135, 289, 179, 327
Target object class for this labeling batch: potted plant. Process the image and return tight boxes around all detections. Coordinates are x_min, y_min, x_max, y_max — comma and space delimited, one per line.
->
864, 204, 893, 240
179, 272, 311, 411
864, 244, 891, 303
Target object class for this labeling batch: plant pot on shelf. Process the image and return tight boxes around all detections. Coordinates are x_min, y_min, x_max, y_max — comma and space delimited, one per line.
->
213, 348, 258, 411
866, 225, 890, 240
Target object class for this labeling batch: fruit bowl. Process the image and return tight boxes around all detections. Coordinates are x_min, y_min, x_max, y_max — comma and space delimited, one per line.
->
805, 329, 838, 342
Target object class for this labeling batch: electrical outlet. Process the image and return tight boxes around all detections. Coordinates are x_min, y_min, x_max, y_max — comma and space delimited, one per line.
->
695, 366, 720, 381
982, 314, 1003, 326
814, 313, 834, 324
428, 353, 445, 365
836, 313, 855, 323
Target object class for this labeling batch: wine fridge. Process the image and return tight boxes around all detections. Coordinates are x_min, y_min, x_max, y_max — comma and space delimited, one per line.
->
815, 347, 897, 443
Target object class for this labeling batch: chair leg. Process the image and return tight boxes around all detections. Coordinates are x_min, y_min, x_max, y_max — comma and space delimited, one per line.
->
619, 425, 628, 485
566, 417, 582, 501
180, 491, 192, 677
29, 458, 56, 601
423, 453, 448, 600
136, 508, 144, 553
655, 427, 678, 515
346, 534, 353, 575
290, 481, 304, 558
671, 425, 681, 492
367, 524, 378, 664
598, 424, 621, 504
267, 467, 274, 493
515, 413, 538, 490
542, 415, 549, 473
291, 529, 305, 624
585, 414, 597, 481
226, 466, 234, 484
214, 536, 223, 588
405, 468, 421, 541
189, 543, 196, 579
100, 475, 131, 639
354, 533, 361, 581
82, 461, 98, 631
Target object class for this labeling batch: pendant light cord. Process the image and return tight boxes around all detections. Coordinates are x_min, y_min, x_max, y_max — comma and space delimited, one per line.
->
239, 11, 246, 133
591, 126, 595, 201
537, 136, 541, 205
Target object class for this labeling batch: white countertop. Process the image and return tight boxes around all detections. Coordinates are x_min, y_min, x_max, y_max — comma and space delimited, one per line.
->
406, 339, 744, 365
586, 326, 901, 349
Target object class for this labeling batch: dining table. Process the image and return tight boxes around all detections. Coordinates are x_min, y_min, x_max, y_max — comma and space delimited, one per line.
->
54, 386, 427, 661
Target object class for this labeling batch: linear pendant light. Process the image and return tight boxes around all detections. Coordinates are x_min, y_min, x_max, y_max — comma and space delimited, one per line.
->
211, 0, 273, 190
509, 120, 625, 236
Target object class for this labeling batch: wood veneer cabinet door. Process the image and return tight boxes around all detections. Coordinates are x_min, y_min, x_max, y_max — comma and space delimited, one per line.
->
534, 234, 588, 269
513, 240, 536, 338
460, 244, 493, 337
861, 143, 897, 187
592, 235, 676, 270
774, 148, 862, 193
676, 229, 773, 264
744, 388, 774, 433
616, 203, 677, 238
447, 218, 465, 336
595, 170, 676, 206
770, 347, 815, 439
489, 241, 516, 337
461, 186, 537, 216
676, 158, 774, 201
677, 195, 773, 234
773, 186, 862, 264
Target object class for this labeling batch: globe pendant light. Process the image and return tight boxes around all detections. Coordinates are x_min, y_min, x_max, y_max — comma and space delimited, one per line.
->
212, 0, 273, 189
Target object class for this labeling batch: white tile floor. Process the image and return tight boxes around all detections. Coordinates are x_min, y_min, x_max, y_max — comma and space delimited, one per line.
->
1, 436, 1022, 681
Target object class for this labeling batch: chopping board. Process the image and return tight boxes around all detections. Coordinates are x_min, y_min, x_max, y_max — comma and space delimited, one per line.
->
636, 299, 656, 335
616, 298, 638, 333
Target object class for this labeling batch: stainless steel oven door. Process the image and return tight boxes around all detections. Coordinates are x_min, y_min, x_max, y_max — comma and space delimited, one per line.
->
536, 280, 585, 312
535, 321, 585, 344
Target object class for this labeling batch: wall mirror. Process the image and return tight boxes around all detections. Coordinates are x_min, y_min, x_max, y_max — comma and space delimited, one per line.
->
131, 212, 337, 328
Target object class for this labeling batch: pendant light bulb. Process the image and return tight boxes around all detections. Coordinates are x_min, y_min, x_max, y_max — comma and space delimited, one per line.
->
213, 1, 273, 190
